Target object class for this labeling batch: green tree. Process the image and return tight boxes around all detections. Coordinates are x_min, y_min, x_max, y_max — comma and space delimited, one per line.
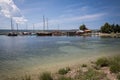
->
111, 24, 120, 33
111, 24, 115, 32
119, 25, 120, 33
79, 24, 87, 30
101, 23, 112, 33
100, 23, 120, 33
115, 24, 120, 33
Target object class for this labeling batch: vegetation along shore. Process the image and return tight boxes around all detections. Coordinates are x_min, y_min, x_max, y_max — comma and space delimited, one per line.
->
99, 23, 120, 38
6, 55, 120, 80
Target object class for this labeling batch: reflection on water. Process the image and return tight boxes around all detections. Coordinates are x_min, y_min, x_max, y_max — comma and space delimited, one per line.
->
0, 36, 120, 79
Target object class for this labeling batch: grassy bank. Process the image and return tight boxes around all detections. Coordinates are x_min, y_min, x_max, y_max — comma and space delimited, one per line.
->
99, 33, 120, 38
6, 55, 120, 80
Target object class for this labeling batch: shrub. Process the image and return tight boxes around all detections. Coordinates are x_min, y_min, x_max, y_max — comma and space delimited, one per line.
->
110, 63, 120, 73
96, 57, 109, 67
110, 56, 120, 73
83, 69, 99, 80
58, 76, 73, 80
8, 77, 18, 80
92, 65, 100, 70
39, 72, 53, 80
112, 56, 120, 64
117, 73, 120, 80
81, 64, 87, 67
21, 75, 32, 80
79, 68, 106, 80
58, 67, 70, 75
66, 67, 71, 71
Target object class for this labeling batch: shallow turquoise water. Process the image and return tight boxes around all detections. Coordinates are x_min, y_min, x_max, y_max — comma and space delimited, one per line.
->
0, 36, 120, 79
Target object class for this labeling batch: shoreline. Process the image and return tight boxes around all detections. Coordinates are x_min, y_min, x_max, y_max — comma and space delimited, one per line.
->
0, 32, 120, 38
1, 53, 118, 80
99, 33, 120, 38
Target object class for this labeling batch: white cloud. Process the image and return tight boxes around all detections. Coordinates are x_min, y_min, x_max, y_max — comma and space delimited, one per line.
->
65, 3, 82, 9
65, 13, 105, 21
13, 17, 27, 24
65, 6, 89, 13
49, 13, 106, 25
0, 0, 27, 23
34, 13, 106, 30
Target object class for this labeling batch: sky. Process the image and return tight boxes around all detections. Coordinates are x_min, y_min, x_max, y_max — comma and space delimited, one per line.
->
0, 0, 120, 30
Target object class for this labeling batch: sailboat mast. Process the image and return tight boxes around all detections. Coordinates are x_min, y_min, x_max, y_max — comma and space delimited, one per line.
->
46, 18, 48, 30
26, 23, 28, 32
16, 23, 18, 32
33, 23, 35, 33
43, 16, 45, 31
58, 24, 59, 31
11, 17, 13, 31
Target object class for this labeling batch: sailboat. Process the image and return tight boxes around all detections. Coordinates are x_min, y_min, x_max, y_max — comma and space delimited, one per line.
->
22, 23, 31, 35
37, 16, 52, 36
8, 17, 18, 36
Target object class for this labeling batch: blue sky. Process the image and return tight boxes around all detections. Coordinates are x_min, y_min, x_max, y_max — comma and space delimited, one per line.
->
0, 0, 120, 30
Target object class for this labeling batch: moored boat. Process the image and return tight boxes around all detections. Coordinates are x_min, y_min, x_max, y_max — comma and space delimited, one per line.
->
8, 32, 18, 36
7, 17, 18, 36
36, 32, 52, 36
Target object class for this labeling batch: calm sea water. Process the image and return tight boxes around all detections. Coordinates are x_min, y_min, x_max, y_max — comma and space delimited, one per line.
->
0, 35, 120, 79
